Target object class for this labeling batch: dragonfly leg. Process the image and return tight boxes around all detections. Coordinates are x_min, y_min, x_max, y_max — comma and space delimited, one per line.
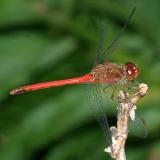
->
103, 85, 117, 101
111, 86, 117, 100
103, 86, 109, 94
127, 80, 140, 90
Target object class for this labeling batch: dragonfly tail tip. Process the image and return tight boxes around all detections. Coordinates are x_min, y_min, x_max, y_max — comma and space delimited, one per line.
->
10, 90, 16, 95
9, 88, 27, 95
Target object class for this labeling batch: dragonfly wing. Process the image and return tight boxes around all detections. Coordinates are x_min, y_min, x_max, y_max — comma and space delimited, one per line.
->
101, 7, 136, 64
94, 21, 106, 66
128, 111, 148, 138
88, 83, 112, 147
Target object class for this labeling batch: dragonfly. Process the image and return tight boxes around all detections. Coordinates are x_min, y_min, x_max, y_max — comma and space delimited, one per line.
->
10, 7, 142, 146
10, 60, 138, 95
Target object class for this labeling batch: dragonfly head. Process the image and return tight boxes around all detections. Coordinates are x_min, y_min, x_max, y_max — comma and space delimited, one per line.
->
124, 62, 139, 81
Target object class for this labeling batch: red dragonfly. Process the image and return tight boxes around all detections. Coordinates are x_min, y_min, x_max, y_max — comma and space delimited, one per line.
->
10, 61, 138, 95
10, 7, 141, 145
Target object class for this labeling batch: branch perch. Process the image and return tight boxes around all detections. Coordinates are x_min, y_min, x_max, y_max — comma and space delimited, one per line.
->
104, 83, 148, 160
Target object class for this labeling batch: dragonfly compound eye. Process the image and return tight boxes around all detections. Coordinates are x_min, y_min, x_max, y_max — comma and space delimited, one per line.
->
125, 62, 139, 81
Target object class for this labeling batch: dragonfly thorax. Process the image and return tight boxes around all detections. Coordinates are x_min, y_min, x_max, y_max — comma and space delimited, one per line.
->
91, 62, 123, 84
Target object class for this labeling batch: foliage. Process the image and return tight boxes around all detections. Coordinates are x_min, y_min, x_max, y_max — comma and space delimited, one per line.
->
0, 0, 160, 159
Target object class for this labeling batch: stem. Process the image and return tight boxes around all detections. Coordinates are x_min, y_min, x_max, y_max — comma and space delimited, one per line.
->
104, 83, 148, 160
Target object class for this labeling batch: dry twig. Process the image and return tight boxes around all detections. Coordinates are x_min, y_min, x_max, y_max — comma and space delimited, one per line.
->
104, 83, 148, 160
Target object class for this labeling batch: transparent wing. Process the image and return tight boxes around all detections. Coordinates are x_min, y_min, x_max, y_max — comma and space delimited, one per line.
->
128, 110, 148, 138
88, 83, 112, 147
100, 7, 136, 64
94, 21, 106, 67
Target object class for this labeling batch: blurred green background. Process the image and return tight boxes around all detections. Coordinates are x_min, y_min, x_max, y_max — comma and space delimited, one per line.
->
0, 0, 160, 160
